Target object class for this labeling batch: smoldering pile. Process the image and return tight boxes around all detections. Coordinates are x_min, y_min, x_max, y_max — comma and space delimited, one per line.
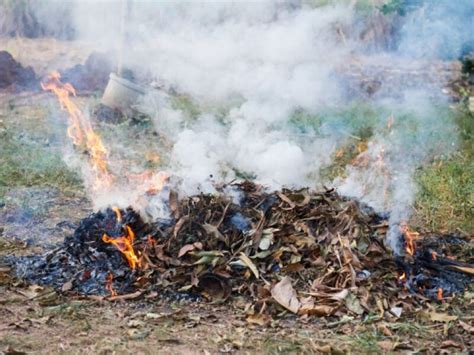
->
9, 181, 473, 317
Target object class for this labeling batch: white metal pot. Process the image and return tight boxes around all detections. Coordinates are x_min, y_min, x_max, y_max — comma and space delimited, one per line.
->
101, 73, 146, 114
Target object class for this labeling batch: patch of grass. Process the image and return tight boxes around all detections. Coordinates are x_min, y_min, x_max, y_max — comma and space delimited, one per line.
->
0, 133, 81, 202
455, 106, 474, 156
170, 94, 201, 120
344, 331, 382, 353
413, 152, 474, 233
289, 102, 382, 138
262, 336, 303, 354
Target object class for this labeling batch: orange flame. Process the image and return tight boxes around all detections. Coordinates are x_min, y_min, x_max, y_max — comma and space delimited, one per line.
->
431, 251, 437, 260
102, 225, 141, 269
437, 288, 443, 300
127, 170, 168, 194
147, 235, 156, 246
399, 272, 406, 281
400, 222, 418, 256
105, 272, 117, 296
41, 71, 113, 189
112, 206, 122, 222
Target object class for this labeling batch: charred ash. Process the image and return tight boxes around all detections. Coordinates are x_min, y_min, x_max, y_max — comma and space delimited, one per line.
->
396, 232, 473, 300
12, 208, 154, 295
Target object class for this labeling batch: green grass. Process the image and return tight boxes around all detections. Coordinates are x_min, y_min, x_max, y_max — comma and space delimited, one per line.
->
413, 152, 473, 233
343, 331, 382, 353
302, 102, 473, 234
0, 132, 81, 202
170, 94, 201, 121
411, 105, 473, 234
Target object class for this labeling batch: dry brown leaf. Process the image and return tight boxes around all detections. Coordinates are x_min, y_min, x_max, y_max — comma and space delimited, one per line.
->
239, 252, 259, 279
420, 311, 458, 323
17, 285, 43, 299
169, 189, 180, 218
441, 340, 463, 349
178, 244, 196, 258
271, 277, 300, 313
203, 224, 226, 241
377, 323, 393, 337
173, 216, 189, 238
61, 280, 73, 292
246, 313, 272, 326
378, 341, 395, 351
330, 289, 349, 301
459, 320, 474, 334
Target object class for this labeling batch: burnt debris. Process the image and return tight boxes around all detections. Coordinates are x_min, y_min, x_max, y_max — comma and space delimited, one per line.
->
7, 181, 473, 316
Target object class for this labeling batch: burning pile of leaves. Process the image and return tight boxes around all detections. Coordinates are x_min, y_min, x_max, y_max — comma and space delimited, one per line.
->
9, 181, 473, 318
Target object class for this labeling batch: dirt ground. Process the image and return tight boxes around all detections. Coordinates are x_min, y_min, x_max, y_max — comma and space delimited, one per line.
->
0, 38, 473, 354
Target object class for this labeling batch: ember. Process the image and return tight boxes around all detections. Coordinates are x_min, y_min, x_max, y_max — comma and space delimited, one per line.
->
396, 232, 473, 300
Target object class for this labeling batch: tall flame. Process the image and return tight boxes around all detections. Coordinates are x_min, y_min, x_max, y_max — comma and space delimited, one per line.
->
41, 71, 113, 189
102, 225, 141, 269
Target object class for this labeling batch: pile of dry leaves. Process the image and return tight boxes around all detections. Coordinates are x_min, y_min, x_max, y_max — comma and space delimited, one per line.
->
8, 181, 473, 321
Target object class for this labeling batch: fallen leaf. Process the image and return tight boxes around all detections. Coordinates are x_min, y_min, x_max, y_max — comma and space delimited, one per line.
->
127, 328, 150, 340
203, 224, 225, 241
239, 252, 259, 279
390, 306, 403, 318
330, 289, 349, 301
258, 229, 275, 250
3, 346, 27, 355
271, 277, 300, 313
178, 244, 196, 258
377, 323, 393, 337
310, 343, 331, 353
246, 313, 271, 326
378, 340, 394, 351
441, 340, 463, 349
61, 280, 73, 292
345, 293, 364, 315
145, 313, 162, 320
459, 320, 474, 334
420, 311, 458, 323
127, 320, 145, 328
17, 285, 43, 299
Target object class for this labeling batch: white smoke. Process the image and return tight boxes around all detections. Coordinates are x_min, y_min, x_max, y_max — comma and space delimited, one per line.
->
128, 2, 354, 193
31, 1, 467, 253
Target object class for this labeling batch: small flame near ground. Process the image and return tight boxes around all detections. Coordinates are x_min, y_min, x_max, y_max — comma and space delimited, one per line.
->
400, 221, 418, 256
102, 224, 141, 270
105, 272, 117, 297
112, 206, 122, 223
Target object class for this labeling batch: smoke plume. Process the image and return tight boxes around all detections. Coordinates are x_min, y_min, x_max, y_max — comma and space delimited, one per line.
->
29, 1, 471, 253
